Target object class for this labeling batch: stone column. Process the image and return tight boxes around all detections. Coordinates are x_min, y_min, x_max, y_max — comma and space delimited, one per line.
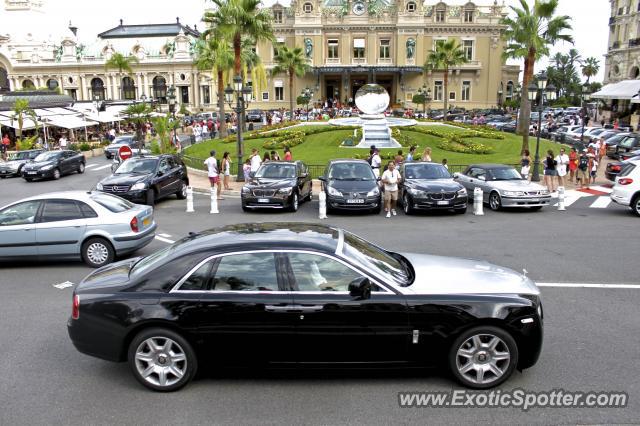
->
136, 73, 143, 99
141, 73, 148, 97
105, 74, 113, 100
79, 75, 86, 100
192, 72, 200, 109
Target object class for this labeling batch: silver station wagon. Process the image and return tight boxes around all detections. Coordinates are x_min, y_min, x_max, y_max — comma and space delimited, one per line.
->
0, 191, 156, 267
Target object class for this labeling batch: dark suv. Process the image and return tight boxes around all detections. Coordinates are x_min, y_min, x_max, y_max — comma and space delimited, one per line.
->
96, 154, 189, 205
241, 161, 312, 212
319, 159, 381, 214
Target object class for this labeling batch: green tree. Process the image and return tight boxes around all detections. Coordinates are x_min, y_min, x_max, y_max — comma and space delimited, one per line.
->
501, 0, 573, 153
10, 98, 39, 150
272, 46, 311, 120
424, 39, 468, 121
150, 115, 177, 154
581, 57, 600, 85
123, 102, 154, 151
104, 52, 139, 99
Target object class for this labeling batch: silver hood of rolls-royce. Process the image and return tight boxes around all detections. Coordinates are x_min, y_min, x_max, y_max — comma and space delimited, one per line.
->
398, 252, 540, 296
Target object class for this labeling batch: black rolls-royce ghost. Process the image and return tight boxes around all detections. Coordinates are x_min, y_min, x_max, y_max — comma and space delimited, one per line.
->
68, 223, 543, 392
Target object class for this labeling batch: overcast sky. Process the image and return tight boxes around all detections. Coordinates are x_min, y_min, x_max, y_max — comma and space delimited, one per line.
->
26, 0, 609, 81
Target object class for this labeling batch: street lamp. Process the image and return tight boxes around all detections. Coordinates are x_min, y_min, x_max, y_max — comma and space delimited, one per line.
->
527, 71, 557, 182
300, 87, 313, 121
167, 85, 177, 147
417, 85, 431, 117
224, 75, 253, 182
497, 89, 504, 109
514, 84, 522, 129
579, 89, 592, 143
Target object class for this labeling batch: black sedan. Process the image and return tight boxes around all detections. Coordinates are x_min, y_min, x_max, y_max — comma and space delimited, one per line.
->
21, 150, 86, 181
399, 162, 468, 214
96, 155, 189, 206
607, 134, 640, 159
241, 161, 312, 212
67, 223, 543, 391
0, 149, 44, 178
318, 159, 381, 214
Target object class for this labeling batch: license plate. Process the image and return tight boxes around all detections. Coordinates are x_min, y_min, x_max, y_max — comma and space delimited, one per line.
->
258, 198, 270, 203
27, 171, 37, 175
346, 199, 364, 204
437, 201, 450, 206
528, 198, 539, 202
142, 217, 151, 226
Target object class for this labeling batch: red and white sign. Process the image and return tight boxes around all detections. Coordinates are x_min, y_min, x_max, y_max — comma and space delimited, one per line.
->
118, 145, 133, 161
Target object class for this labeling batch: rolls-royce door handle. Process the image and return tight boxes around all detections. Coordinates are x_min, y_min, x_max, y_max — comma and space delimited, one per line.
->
265, 304, 324, 312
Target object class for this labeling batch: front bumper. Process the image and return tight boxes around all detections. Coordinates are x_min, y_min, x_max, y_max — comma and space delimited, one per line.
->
500, 195, 552, 208
0, 167, 19, 177
99, 188, 148, 203
409, 195, 468, 210
22, 168, 55, 179
327, 195, 381, 210
242, 193, 291, 209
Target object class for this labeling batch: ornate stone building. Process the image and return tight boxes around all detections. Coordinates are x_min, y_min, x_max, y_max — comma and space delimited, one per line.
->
0, 0, 519, 112
604, 0, 640, 83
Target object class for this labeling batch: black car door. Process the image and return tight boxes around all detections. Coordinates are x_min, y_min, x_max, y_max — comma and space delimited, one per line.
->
196, 251, 297, 364
156, 157, 174, 197
284, 251, 410, 363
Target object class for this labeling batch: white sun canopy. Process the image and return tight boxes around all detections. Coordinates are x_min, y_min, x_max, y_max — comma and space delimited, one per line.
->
592, 80, 640, 100
0, 113, 39, 130
44, 114, 99, 129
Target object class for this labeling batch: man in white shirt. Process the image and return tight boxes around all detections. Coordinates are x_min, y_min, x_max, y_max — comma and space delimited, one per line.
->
59, 136, 67, 150
250, 148, 262, 174
555, 148, 570, 188
370, 149, 382, 177
381, 161, 401, 218
203, 150, 223, 199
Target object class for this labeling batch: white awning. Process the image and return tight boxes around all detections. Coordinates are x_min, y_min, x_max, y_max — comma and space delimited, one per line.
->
276, 36, 285, 43
353, 38, 365, 48
592, 80, 640, 100
83, 112, 123, 123
0, 114, 39, 130
274, 79, 284, 88
45, 115, 99, 129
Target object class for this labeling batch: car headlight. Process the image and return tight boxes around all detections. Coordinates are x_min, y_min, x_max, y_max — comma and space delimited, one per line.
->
366, 188, 380, 197
502, 190, 525, 197
96, 182, 103, 190
539, 189, 550, 195
241, 186, 250, 194
41, 164, 55, 171
277, 187, 293, 195
457, 187, 467, 196
409, 188, 427, 197
328, 186, 343, 197
130, 182, 147, 191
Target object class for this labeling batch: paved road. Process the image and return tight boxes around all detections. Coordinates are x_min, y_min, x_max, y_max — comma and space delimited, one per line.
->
0, 164, 639, 425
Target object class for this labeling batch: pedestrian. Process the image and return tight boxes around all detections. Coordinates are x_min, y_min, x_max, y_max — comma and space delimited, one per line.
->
284, 146, 292, 161
203, 150, 222, 199
442, 158, 448, 170
613, 118, 619, 130
406, 145, 416, 162
597, 137, 606, 164
568, 147, 578, 184
381, 161, 401, 218
1, 134, 10, 161
221, 151, 231, 191
543, 149, 557, 192
395, 150, 404, 166
555, 148, 569, 188
589, 151, 598, 185
520, 149, 531, 179
422, 147, 432, 162
270, 150, 281, 161
370, 149, 382, 177
250, 148, 262, 174
59, 135, 68, 150
243, 159, 252, 182
576, 149, 590, 189
262, 152, 271, 163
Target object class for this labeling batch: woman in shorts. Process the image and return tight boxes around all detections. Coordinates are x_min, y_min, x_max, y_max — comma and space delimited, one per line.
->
221, 151, 231, 190
543, 150, 557, 192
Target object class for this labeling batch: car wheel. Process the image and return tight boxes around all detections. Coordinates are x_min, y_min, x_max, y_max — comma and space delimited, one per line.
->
402, 193, 414, 215
176, 181, 188, 200
81, 237, 115, 268
455, 206, 467, 214
128, 328, 197, 392
52, 168, 61, 180
78, 163, 85, 174
289, 192, 299, 212
488, 192, 502, 211
632, 194, 640, 217
449, 326, 518, 389
145, 189, 156, 206
306, 190, 312, 202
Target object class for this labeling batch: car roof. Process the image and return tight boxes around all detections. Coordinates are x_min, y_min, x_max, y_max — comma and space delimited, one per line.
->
467, 163, 514, 169
328, 159, 369, 164
260, 161, 298, 166
12, 190, 99, 204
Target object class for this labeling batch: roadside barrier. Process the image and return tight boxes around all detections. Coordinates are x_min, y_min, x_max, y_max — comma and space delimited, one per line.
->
473, 187, 484, 216
318, 191, 328, 219
186, 186, 194, 213
210, 187, 219, 214
557, 186, 566, 211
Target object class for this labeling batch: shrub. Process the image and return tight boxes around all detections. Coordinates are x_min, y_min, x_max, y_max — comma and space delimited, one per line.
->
68, 143, 79, 152
262, 130, 305, 150
78, 142, 92, 151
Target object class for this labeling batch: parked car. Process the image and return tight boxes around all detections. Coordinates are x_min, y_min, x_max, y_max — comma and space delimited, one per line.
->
21, 150, 85, 181
398, 162, 468, 215
318, 159, 381, 213
610, 159, 640, 216
96, 154, 189, 206
607, 134, 640, 159
606, 150, 640, 181
0, 191, 156, 267
104, 135, 148, 159
454, 164, 551, 211
245, 109, 264, 123
0, 149, 44, 178
67, 222, 543, 391
241, 161, 312, 212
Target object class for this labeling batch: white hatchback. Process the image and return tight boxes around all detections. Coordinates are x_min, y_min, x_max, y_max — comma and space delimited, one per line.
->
610, 159, 640, 216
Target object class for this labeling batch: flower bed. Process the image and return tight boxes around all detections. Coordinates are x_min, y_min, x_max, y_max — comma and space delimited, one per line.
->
262, 131, 305, 150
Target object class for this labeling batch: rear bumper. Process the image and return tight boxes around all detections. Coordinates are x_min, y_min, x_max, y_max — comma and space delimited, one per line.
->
112, 223, 157, 254
610, 189, 632, 206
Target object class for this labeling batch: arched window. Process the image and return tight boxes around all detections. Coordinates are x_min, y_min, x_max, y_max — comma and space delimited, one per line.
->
47, 79, 59, 91
22, 79, 35, 89
152, 76, 167, 103
122, 76, 136, 100
91, 77, 105, 100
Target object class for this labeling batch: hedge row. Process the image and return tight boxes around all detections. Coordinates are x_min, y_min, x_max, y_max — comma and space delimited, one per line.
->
405, 126, 495, 154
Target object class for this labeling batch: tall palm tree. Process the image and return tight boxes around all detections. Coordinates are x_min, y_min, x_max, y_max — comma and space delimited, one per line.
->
104, 52, 139, 100
582, 57, 600, 85
272, 46, 311, 120
10, 98, 38, 150
501, 0, 573, 153
424, 39, 468, 121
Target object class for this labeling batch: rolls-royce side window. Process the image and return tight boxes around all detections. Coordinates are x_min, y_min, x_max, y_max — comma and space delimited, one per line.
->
212, 253, 279, 291
180, 261, 214, 291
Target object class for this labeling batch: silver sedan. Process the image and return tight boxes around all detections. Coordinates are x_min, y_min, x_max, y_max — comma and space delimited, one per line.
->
0, 191, 156, 267
454, 164, 551, 211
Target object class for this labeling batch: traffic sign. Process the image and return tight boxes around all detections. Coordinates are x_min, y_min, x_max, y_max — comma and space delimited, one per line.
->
118, 145, 133, 161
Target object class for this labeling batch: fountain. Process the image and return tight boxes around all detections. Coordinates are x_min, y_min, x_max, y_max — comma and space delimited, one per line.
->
329, 84, 417, 148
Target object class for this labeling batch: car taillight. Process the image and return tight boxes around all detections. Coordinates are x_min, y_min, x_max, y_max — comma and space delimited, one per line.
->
72, 295, 80, 320
612, 165, 622, 171
130, 216, 139, 232
618, 178, 634, 185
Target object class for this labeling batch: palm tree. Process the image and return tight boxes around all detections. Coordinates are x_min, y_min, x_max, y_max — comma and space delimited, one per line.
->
424, 39, 468, 121
272, 46, 311, 121
123, 102, 154, 152
240, 37, 268, 101
501, 0, 573, 153
104, 52, 139, 100
582, 57, 600, 85
10, 98, 38, 150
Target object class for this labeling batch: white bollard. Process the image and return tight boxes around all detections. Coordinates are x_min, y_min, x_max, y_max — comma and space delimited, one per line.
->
209, 186, 219, 214
186, 186, 194, 213
318, 191, 328, 219
473, 187, 484, 216
557, 186, 566, 211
